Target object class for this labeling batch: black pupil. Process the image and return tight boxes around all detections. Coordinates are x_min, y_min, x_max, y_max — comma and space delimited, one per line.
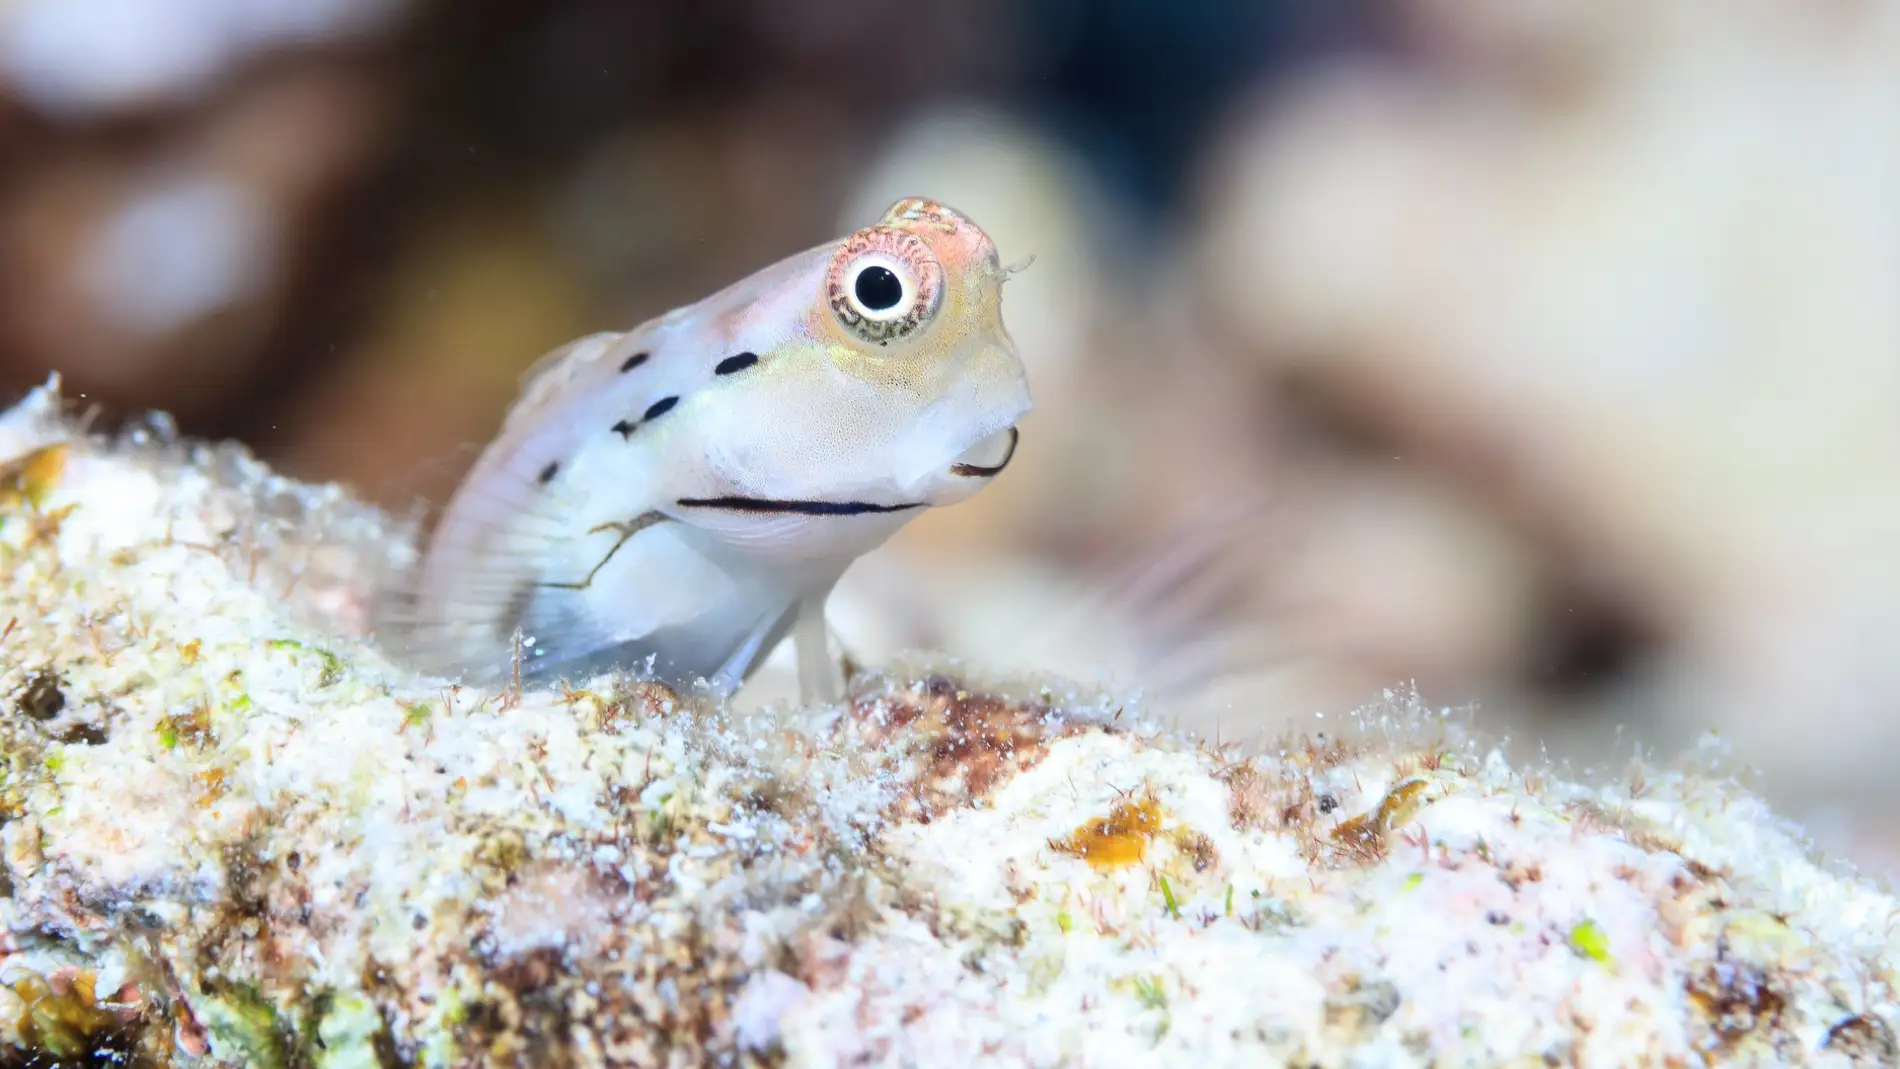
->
854, 266, 903, 312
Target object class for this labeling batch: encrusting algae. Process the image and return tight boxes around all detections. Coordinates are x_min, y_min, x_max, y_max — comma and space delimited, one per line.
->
0, 442, 66, 512
1053, 793, 1164, 870
0, 377, 1893, 1067
1328, 777, 1433, 864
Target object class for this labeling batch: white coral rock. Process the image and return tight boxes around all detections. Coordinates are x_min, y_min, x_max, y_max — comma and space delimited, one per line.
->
0, 380, 1891, 1067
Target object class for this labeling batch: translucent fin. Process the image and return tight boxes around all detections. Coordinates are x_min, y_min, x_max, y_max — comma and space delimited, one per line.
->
373, 442, 782, 692
1021, 495, 1310, 705
373, 328, 670, 681
372, 448, 620, 681
505, 331, 633, 432
709, 600, 803, 699
793, 589, 843, 705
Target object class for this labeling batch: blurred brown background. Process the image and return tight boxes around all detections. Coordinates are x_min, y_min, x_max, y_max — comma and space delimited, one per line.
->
4, 0, 1899, 873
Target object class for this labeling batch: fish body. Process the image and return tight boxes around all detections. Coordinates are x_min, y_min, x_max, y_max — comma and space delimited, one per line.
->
378, 198, 1031, 702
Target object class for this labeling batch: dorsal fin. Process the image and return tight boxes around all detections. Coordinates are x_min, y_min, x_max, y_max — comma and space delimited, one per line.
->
506, 330, 646, 433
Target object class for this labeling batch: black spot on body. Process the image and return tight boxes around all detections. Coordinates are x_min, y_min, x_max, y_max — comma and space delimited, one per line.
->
619, 352, 649, 373
643, 396, 679, 421
610, 420, 634, 439
714, 352, 759, 376
536, 461, 560, 484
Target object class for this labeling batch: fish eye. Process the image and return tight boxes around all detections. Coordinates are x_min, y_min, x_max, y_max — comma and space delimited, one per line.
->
841, 255, 913, 323
854, 265, 903, 312
827, 227, 942, 344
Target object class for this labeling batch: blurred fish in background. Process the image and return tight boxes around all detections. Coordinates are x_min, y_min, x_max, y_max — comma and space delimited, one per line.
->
3, 0, 1899, 875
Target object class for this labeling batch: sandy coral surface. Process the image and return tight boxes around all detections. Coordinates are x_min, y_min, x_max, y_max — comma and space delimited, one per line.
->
0, 379, 1894, 1067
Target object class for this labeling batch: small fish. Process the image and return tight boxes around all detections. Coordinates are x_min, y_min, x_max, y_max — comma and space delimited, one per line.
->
377, 197, 1031, 704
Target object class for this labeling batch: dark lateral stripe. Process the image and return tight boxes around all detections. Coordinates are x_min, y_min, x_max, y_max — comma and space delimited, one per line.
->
676, 496, 924, 516
950, 426, 1020, 478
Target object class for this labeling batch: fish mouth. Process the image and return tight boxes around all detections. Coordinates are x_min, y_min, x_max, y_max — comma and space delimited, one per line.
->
948, 426, 1019, 478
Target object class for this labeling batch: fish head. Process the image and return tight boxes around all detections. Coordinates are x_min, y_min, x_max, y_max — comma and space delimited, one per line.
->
692, 197, 1032, 520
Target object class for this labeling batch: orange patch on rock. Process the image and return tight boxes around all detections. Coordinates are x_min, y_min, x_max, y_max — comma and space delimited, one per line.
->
1054, 794, 1163, 870
1327, 778, 1432, 865
0, 443, 67, 511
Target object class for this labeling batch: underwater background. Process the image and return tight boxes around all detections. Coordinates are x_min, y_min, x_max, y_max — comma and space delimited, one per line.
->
3, 0, 1897, 875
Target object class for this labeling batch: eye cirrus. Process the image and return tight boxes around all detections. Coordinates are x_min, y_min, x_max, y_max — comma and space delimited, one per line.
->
826, 226, 943, 344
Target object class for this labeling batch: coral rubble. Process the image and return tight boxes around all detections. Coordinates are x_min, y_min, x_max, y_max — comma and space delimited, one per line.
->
0, 380, 1893, 1067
